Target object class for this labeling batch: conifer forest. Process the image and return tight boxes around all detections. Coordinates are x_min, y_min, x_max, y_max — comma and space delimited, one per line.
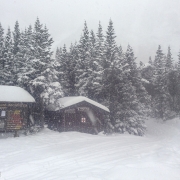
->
0, 18, 180, 136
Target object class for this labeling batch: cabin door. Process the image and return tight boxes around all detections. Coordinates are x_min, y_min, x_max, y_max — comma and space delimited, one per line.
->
64, 113, 76, 131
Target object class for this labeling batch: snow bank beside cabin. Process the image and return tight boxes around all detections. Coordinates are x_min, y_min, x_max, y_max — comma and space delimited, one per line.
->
0, 118, 180, 180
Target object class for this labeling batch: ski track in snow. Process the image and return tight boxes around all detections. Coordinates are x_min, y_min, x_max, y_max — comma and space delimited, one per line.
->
0, 118, 180, 180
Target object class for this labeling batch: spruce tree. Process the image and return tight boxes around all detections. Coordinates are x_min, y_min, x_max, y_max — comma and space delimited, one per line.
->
0, 23, 4, 83
76, 21, 91, 96
1, 28, 14, 85
13, 21, 21, 55
95, 21, 104, 66
166, 46, 173, 71
152, 46, 171, 120
33, 18, 53, 59
102, 19, 122, 127
113, 46, 147, 136
0, 23, 4, 68
66, 43, 78, 96
177, 51, 180, 71
27, 18, 62, 126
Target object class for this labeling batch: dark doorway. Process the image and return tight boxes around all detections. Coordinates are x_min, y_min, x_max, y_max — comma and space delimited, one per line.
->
64, 112, 76, 131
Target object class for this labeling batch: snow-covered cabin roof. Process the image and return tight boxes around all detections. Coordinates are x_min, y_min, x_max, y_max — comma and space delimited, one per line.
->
0, 85, 35, 103
47, 96, 109, 112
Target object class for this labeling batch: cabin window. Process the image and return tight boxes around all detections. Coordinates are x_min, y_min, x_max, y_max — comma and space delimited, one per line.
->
1, 110, 6, 117
81, 117, 86, 123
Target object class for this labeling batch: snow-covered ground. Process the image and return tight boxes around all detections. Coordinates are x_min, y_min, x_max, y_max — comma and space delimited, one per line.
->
0, 118, 180, 180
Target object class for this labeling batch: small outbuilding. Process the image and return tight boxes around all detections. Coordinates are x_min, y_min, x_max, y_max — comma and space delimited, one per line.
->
46, 96, 110, 134
0, 85, 35, 132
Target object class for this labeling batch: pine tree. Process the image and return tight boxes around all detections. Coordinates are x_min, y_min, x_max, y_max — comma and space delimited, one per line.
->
25, 18, 62, 127
178, 51, 180, 71
0, 23, 4, 73
88, 22, 105, 101
33, 18, 53, 59
76, 21, 91, 96
12, 21, 22, 85
59, 44, 68, 94
66, 43, 78, 96
0, 23, 4, 62
154, 45, 164, 73
152, 46, 171, 120
26, 25, 35, 60
1, 28, 14, 85
102, 19, 119, 125
126, 45, 150, 115
95, 21, 104, 65
112, 46, 147, 136
89, 30, 96, 59
16, 30, 32, 88
103, 19, 117, 69
13, 21, 21, 55
148, 56, 153, 66
166, 46, 173, 71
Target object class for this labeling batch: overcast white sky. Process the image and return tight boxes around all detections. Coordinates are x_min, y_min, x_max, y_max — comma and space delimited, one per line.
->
0, 0, 180, 63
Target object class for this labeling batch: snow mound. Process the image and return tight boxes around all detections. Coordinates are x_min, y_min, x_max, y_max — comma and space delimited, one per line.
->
0, 85, 35, 102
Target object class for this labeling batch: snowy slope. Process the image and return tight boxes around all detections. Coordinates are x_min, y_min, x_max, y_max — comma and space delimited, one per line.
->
0, 118, 180, 180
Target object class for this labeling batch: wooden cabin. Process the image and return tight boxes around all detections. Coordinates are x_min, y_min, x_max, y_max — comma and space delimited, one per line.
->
46, 96, 110, 134
0, 86, 35, 132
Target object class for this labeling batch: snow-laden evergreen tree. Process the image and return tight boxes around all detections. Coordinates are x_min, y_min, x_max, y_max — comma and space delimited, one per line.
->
58, 44, 69, 95
153, 70, 171, 120
30, 61, 64, 106
102, 19, 118, 110
125, 45, 151, 115
0, 23, 4, 84
114, 46, 146, 135
64, 43, 78, 96
55, 47, 62, 69
33, 18, 53, 59
114, 76, 146, 136
100, 20, 146, 135
89, 30, 96, 58
1, 28, 14, 85
12, 21, 22, 85
95, 22, 104, 63
154, 45, 164, 71
85, 29, 103, 100
173, 51, 180, 112
75, 21, 91, 96
13, 21, 21, 55
177, 51, 180, 71
25, 25, 35, 60
55, 47, 60, 60
16, 29, 33, 88
20, 18, 63, 126
167, 70, 178, 112
152, 45, 171, 120
148, 56, 153, 66
166, 46, 173, 71
87, 22, 104, 101
0, 23, 4, 69
102, 19, 117, 70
